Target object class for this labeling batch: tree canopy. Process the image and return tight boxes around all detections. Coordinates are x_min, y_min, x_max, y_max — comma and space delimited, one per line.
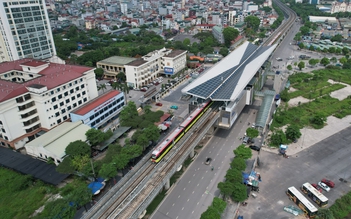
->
233, 145, 252, 159
244, 16, 260, 31
222, 27, 240, 47
65, 140, 91, 157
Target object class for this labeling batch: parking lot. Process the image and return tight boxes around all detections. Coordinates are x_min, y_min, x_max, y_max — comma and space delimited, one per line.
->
239, 126, 351, 219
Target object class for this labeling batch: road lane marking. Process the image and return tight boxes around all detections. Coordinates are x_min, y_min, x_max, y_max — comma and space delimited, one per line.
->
192, 211, 194, 214
202, 177, 204, 179
193, 174, 195, 177
189, 180, 191, 183
187, 199, 189, 202
183, 187, 186, 190
173, 203, 175, 206
178, 195, 180, 198
166, 212, 169, 215
197, 184, 199, 186
192, 191, 194, 194
182, 207, 184, 210
197, 202, 199, 205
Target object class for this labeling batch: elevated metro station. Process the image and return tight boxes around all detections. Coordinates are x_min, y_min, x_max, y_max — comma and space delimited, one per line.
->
182, 41, 277, 130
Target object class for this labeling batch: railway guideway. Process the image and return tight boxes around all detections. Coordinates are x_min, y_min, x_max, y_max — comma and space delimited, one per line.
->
111, 108, 220, 219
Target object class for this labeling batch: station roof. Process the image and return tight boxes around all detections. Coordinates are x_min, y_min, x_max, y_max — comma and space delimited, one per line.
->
182, 42, 277, 101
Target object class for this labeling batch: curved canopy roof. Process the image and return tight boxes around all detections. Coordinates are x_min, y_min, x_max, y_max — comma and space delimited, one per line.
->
182, 42, 277, 101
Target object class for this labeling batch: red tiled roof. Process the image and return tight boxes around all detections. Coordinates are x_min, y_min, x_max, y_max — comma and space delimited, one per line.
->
155, 113, 171, 126
0, 59, 93, 103
72, 90, 121, 115
21, 60, 47, 67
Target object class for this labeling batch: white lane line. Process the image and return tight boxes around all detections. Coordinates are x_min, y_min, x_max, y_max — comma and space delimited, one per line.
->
197, 202, 199, 205
193, 174, 195, 177
187, 199, 190, 202
197, 184, 199, 186
167, 212, 169, 215
178, 195, 180, 198
182, 207, 184, 210
183, 187, 186, 190
173, 203, 175, 206
192, 191, 194, 194
189, 180, 191, 183
192, 211, 194, 214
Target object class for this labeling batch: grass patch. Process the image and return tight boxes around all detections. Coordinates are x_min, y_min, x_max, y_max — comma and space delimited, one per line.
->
0, 168, 58, 219
301, 83, 346, 99
144, 190, 167, 218
183, 156, 193, 168
170, 170, 183, 186
329, 188, 351, 219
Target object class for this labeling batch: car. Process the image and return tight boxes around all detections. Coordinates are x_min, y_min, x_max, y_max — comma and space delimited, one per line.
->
104, 83, 111, 86
155, 102, 163, 106
205, 157, 212, 165
276, 57, 283, 61
318, 182, 330, 192
170, 105, 178, 110
311, 183, 323, 193
251, 123, 256, 128
322, 178, 335, 188
249, 145, 261, 151
242, 137, 250, 144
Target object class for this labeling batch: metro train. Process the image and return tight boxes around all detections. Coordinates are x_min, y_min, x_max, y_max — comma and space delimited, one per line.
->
151, 100, 213, 163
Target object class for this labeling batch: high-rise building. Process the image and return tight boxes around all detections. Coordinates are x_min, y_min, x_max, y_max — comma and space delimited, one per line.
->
0, 0, 56, 63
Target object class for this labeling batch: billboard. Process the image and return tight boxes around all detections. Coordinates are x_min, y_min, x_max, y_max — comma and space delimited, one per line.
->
164, 67, 174, 75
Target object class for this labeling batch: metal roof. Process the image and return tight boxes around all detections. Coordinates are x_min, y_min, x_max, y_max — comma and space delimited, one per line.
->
182, 42, 277, 101
255, 90, 276, 128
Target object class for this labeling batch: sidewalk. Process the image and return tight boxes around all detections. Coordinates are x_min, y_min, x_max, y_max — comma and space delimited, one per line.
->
222, 200, 240, 219
263, 115, 351, 156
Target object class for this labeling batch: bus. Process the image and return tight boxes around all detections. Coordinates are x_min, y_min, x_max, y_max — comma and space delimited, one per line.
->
287, 186, 318, 218
301, 182, 328, 207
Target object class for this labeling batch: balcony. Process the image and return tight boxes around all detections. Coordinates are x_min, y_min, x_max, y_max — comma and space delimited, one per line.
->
20, 109, 38, 120
23, 116, 39, 127
18, 101, 35, 111
25, 123, 41, 134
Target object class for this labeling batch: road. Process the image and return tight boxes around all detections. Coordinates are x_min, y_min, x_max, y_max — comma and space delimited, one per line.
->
240, 126, 351, 219
151, 104, 259, 219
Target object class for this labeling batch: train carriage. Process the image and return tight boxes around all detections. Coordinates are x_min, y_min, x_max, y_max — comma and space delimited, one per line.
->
151, 100, 212, 163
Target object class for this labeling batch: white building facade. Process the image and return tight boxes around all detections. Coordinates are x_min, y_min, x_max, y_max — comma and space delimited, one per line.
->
0, 59, 98, 149
124, 48, 187, 88
0, 0, 56, 63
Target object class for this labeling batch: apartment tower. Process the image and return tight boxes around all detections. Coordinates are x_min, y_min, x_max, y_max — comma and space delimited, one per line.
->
0, 0, 56, 63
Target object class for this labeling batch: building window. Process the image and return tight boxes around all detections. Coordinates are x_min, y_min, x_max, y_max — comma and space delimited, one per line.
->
61, 109, 66, 114
64, 91, 68, 96
78, 100, 82, 105
63, 116, 67, 120
51, 97, 56, 102
70, 89, 74, 94
83, 97, 88, 102
77, 93, 81, 98
60, 102, 64, 106
81, 84, 85, 88
73, 103, 77, 108
65, 99, 70, 104
67, 106, 71, 111
71, 96, 75, 101
53, 105, 58, 109
82, 91, 86, 95
75, 87, 79, 91
57, 119, 61, 124
55, 112, 60, 117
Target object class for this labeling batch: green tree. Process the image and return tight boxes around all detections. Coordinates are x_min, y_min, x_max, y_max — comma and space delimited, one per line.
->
309, 59, 319, 67
339, 57, 348, 64
218, 181, 235, 199
328, 47, 336, 54
280, 89, 290, 102
39, 198, 76, 219
97, 83, 107, 93
85, 129, 112, 146
183, 38, 191, 47
285, 125, 302, 141
342, 47, 349, 56
233, 145, 252, 159
310, 114, 326, 127
99, 163, 117, 179
56, 157, 75, 174
71, 154, 91, 172
143, 125, 161, 142
219, 47, 229, 57
231, 182, 247, 202
270, 130, 288, 146
116, 72, 126, 82
320, 57, 330, 66
316, 208, 334, 219
94, 68, 104, 79
331, 34, 343, 42
244, 16, 260, 31
113, 153, 130, 175
299, 26, 310, 35
222, 27, 239, 47
298, 61, 305, 70
230, 157, 246, 171
121, 144, 143, 159
330, 57, 337, 63
119, 101, 139, 128
68, 183, 93, 211
200, 206, 221, 219
287, 65, 292, 71
212, 197, 227, 213
246, 127, 259, 138
225, 168, 243, 183
65, 140, 91, 157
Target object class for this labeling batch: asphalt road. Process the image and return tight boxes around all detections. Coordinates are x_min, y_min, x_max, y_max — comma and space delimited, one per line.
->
151, 104, 260, 219
240, 126, 351, 219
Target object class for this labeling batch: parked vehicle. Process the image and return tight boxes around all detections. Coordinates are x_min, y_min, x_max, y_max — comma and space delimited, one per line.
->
242, 137, 250, 144
155, 102, 163, 106
276, 57, 283, 61
170, 105, 178, 110
249, 145, 261, 151
318, 182, 330, 192
321, 179, 335, 188
311, 183, 323, 193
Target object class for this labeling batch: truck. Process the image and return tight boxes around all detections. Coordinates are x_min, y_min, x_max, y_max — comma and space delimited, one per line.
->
299, 55, 311, 60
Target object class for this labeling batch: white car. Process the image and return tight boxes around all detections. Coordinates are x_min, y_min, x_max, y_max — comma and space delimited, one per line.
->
318, 182, 330, 192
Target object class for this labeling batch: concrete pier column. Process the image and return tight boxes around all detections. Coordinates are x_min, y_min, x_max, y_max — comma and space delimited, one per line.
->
189, 149, 194, 158
164, 178, 170, 190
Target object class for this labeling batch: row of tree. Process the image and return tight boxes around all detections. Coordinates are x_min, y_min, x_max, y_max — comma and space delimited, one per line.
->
200, 145, 253, 219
